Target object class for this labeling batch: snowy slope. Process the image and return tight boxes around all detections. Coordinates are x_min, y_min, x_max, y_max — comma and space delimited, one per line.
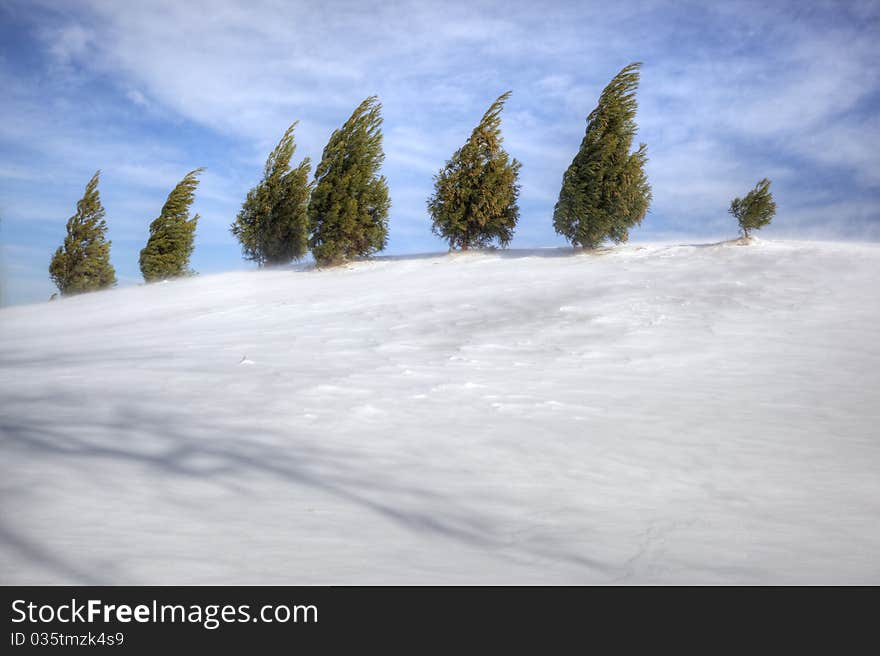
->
1, 239, 879, 584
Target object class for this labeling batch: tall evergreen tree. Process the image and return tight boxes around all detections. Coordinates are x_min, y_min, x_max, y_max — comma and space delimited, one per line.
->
428, 92, 521, 250
308, 96, 390, 266
139, 167, 204, 282
231, 122, 312, 266
729, 178, 776, 238
49, 170, 116, 295
554, 62, 652, 248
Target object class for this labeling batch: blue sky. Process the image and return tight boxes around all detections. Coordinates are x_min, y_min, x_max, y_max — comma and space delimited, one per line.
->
1, 0, 878, 305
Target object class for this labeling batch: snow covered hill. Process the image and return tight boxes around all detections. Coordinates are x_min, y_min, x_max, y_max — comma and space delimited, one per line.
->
2, 239, 879, 584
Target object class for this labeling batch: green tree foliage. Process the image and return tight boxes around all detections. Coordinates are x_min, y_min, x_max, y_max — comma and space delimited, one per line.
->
308, 96, 390, 266
139, 167, 204, 281
729, 178, 776, 238
428, 92, 521, 250
49, 171, 116, 295
231, 122, 312, 266
554, 62, 652, 248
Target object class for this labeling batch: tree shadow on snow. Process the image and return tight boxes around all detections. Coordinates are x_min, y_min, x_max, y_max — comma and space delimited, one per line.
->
0, 394, 615, 583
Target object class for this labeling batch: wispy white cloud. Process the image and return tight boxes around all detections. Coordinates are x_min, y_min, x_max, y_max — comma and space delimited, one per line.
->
46, 22, 94, 64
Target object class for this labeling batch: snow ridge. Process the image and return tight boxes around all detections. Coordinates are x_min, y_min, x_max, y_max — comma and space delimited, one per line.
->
1, 240, 879, 583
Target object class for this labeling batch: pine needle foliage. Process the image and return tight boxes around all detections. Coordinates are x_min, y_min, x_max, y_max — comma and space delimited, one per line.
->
428, 91, 521, 250
139, 167, 204, 281
554, 62, 652, 248
231, 122, 312, 266
308, 96, 390, 266
729, 178, 776, 238
49, 170, 116, 295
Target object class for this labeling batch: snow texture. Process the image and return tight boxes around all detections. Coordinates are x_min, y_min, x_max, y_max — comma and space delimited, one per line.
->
1, 239, 879, 584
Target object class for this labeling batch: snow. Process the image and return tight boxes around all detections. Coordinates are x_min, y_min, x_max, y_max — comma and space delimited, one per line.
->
1, 239, 879, 584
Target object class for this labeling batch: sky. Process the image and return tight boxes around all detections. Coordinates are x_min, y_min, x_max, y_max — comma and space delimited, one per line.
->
0, 0, 878, 306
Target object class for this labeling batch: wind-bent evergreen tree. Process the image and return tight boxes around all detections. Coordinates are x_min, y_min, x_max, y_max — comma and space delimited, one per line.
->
308, 96, 390, 266
139, 168, 204, 281
49, 170, 116, 295
428, 92, 521, 250
729, 178, 776, 238
554, 62, 652, 248
231, 122, 312, 266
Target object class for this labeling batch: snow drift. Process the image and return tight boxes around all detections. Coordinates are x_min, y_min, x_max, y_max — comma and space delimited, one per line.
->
1, 239, 879, 584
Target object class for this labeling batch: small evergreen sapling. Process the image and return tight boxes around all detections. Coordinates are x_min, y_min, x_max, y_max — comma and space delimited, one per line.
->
428, 91, 521, 250
729, 178, 776, 238
139, 167, 204, 282
554, 62, 651, 249
49, 170, 116, 295
231, 122, 312, 266
308, 96, 390, 266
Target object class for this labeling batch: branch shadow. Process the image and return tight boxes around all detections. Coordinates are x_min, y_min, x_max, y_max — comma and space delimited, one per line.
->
0, 517, 105, 585
0, 394, 615, 583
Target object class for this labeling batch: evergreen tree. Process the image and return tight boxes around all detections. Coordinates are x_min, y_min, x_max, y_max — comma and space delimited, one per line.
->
49, 171, 116, 295
729, 178, 776, 238
139, 167, 204, 281
554, 62, 652, 248
308, 96, 390, 266
231, 122, 312, 266
428, 92, 521, 250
